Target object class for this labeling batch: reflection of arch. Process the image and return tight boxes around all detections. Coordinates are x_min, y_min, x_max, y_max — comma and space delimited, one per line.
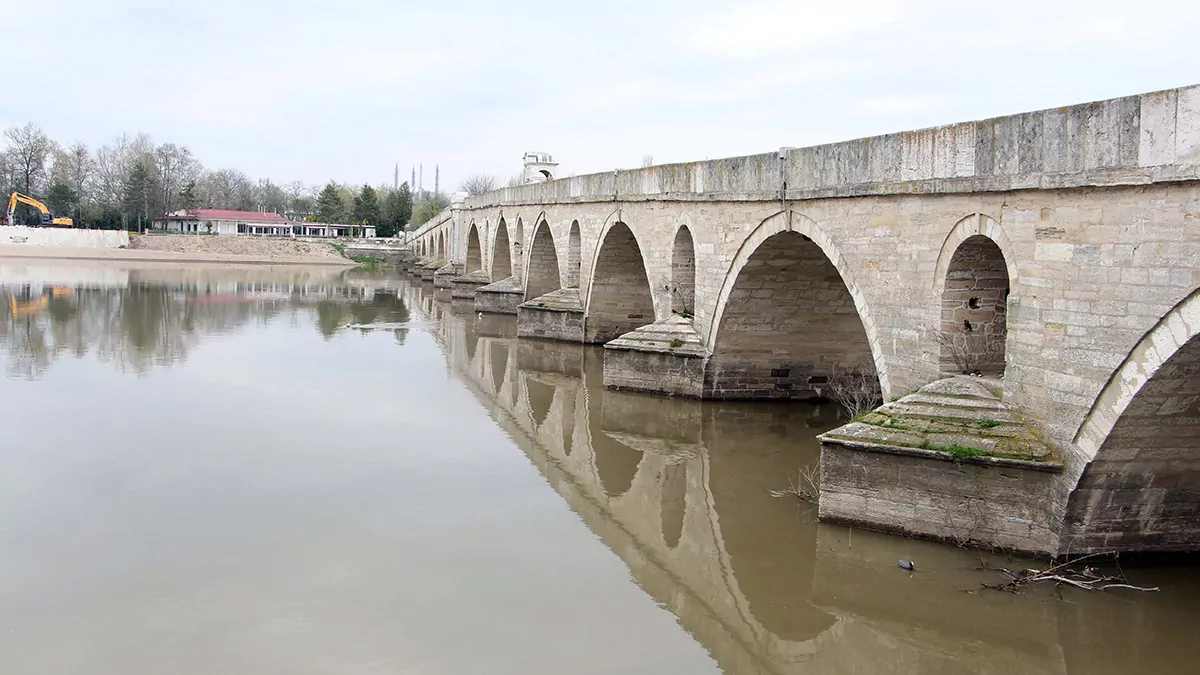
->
490, 342, 509, 395
671, 225, 696, 316
525, 375, 555, 427
660, 462, 686, 548
567, 220, 582, 288
585, 220, 654, 343
524, 220, 562, 301
594, 432, 643, 499
708, 211, 887, 396
1065, 288, 1200, 551
466, 223, 482, 272
492, 218, 513, 280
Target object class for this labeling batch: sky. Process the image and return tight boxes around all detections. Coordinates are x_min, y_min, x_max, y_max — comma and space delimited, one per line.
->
8, 0, 1199, 191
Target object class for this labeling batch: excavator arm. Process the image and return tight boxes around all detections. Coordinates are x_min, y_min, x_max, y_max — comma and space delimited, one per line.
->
5, 192, 73, 227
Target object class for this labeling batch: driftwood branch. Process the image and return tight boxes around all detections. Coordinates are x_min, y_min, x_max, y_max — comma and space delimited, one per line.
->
980, 552, 1159, 593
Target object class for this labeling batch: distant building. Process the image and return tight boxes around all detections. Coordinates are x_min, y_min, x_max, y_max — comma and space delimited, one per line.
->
522, 152, 558, 184
151, 210, 375, 238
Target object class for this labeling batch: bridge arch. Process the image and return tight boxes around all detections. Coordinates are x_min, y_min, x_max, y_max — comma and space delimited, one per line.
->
706, 211, 884, 400
465, 223, 483, 272
585, 216, 655, 343
670, 224, 696, 316
566, 220, 582, 288
1065, 288, 1200, 551
525, 219, 562, 301
492, 218, 513, 280
933, 215, 1014, 377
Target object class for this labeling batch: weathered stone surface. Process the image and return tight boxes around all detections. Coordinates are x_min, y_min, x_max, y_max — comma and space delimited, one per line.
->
433, 262, 462, 288
518, 288, 585, 341
451, 269, 491, 299
475, 276, 523, 315
819, 376, 1061, 552
603, 317, 709, 397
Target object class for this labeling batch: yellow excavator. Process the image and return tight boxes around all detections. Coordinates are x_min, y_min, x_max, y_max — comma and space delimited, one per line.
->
4, 192, 73, 227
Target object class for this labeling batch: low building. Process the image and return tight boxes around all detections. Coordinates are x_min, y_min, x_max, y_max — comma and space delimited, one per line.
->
151, 210, 375, 238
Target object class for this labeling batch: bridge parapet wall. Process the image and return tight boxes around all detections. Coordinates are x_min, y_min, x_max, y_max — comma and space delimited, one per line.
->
468, 85, 1198, 208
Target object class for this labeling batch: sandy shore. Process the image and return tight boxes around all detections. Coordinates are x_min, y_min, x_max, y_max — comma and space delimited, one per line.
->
0, 235, 356, 266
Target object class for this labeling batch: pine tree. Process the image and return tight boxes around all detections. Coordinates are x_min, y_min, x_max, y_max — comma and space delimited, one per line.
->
315, 182, 347, 223
392, 182, 412, 232
179, 181, 198, 210
353, 184, 381, 228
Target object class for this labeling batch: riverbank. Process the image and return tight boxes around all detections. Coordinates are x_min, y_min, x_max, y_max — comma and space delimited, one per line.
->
0, 234, 356, 266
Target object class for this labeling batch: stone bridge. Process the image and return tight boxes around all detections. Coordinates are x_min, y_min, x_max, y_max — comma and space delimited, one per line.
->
407, 85, 1200, 555
404, 285, 1174, 673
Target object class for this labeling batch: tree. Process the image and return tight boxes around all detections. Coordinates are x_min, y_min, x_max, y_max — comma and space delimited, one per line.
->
179, 181, 198, 210
460, 173, 497, 196
353, 184, 381, 228
4, 123, 52, 194
315, 182, 347, 223
155, 143, 197, 213
46, 182, 77, 218
63, 142, 94, 221
256, 178, 287, 213
122, 160, 157, 231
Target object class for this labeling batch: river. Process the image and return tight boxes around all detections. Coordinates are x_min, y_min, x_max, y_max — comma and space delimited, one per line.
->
1, 261, 1198, 674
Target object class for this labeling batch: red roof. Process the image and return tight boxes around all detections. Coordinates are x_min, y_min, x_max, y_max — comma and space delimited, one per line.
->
164, 209, 296, 223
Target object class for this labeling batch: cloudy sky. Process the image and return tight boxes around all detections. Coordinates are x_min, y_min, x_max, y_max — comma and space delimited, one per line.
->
10, 0, 1198, 190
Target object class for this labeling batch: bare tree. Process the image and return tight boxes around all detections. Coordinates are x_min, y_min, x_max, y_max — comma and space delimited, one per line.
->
156, 143, 198, 213
827, 362, 882, 420
4, 123, 52, 194
641, 154, 654, 168
64, 142, 94, 208
460, 173, 497, 196
506, 173, 523, 187
94, 135, 129, 208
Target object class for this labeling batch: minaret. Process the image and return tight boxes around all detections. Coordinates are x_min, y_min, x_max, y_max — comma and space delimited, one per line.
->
434, 165, 439, 196
411, 166, 415, 191
419, 163, 424, 198
394, 163, 398, 190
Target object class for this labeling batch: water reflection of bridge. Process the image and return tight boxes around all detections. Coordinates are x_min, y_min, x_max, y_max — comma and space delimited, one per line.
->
405, 282, 1195, 675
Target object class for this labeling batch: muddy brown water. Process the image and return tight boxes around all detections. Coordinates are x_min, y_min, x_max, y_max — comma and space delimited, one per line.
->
1, 262, 1198, 674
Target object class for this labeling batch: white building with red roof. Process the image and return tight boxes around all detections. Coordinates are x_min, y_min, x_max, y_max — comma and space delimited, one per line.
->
151, 209, 374, 238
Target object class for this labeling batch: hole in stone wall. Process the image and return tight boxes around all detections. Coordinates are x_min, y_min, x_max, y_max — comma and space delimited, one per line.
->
963, 319, 973, 332
968, 297, 980, 309
771, 368, 792, 378
808, 375, 829, 385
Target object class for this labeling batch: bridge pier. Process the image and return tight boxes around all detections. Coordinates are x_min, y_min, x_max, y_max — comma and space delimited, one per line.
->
433, 263, 462, 289
817, 377, 1062, 554
517, 288, 586, 341
602, 317, 708, 397
415, 259, 439, 281
475, 277, 523, 315
451, 270, 491, 300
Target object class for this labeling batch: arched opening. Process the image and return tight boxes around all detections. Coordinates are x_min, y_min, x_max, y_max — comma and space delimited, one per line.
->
670, 226, 695, 316
706, 230, 876, 400
438, 231, 446, 263
1066, 333, 1200, 551
525, 221, 562, 301
466, 224, 482, 272
660, 462, 686, 549
938, 235, 1009, 376
586, 222, 654, 343
492, 219, 513, 280
567, 220, 582, 288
